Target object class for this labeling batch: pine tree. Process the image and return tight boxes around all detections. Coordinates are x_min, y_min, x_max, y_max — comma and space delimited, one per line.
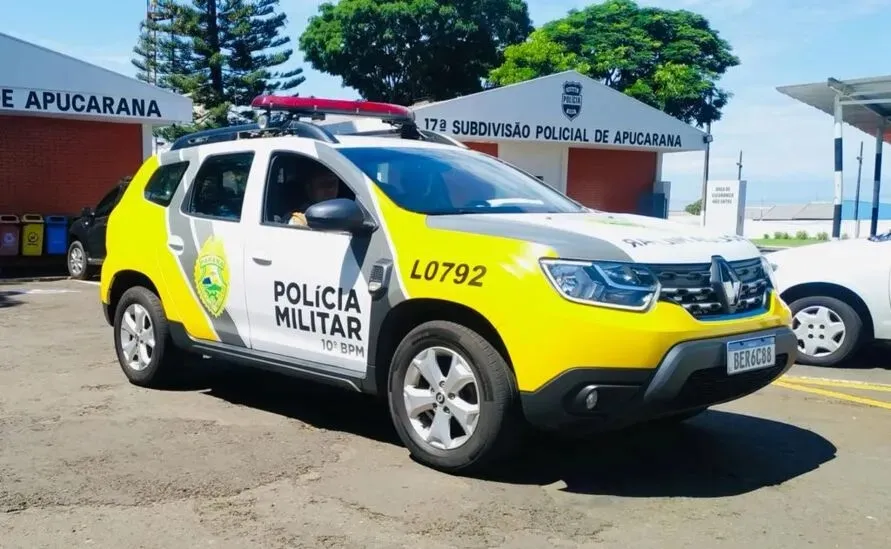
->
131, 0, 193, 93
223, 0, 306, 109
130, 0, 305, 136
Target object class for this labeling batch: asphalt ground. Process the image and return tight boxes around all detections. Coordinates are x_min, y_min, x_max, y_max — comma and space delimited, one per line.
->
1, 279, 889, 549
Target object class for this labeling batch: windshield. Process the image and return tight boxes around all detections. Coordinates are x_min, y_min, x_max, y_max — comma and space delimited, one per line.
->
337, 146, 586, 215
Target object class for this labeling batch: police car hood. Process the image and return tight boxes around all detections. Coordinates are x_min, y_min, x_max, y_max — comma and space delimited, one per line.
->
427, 210, 760, 264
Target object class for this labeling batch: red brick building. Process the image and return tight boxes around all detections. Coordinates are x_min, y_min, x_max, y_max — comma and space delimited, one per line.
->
0, 32, 192, 217
323, 71, 709, 218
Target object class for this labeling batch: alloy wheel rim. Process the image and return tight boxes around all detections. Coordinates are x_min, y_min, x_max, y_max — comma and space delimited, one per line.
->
793, 305, 846, 357
69, 246, 84, 275
402, 346, 481, 451
120, 303, 155, 371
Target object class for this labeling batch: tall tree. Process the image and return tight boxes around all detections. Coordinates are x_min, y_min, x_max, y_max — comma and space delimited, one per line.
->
132, 0, 194, 93
298, 0, 533, 105
224, 0, 306, 107
488, 0, 740, 127
131, 0, 305, 136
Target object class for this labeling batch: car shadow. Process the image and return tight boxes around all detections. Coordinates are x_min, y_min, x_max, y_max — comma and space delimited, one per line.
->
478, 411, 837, 497
0, 289, 25, 308
174, 362, 837, 497
842, 342, 891, 371
176, 359, 401, 446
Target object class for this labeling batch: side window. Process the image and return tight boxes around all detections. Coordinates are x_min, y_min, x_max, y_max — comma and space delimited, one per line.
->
144, 161, 190, 207
261, 152, 356, 227
185, 152, 254, 222
93, 187, 121, 217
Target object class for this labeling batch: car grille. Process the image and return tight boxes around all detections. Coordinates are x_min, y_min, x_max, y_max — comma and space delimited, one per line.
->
674, 356, 788, 409
645, 258, 771, 319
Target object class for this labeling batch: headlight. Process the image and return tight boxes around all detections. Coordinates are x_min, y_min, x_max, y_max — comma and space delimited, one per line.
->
540, 259, 661, 312
760, 255, 778, 290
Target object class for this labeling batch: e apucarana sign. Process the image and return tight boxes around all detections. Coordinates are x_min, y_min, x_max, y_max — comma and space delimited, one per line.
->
1, 87, 163, 120
412, 71, 706, 152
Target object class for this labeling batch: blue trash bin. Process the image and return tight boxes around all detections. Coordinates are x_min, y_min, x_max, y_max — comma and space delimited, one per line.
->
44, 215, 68, 255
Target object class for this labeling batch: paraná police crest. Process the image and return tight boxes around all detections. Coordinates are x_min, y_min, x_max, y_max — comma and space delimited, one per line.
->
194, 235, 230, 318
561, 81, 583, 121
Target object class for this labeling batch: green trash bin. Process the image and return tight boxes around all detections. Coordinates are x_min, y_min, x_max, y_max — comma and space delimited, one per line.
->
0, 215, 20, 256
21, 214, 44, 257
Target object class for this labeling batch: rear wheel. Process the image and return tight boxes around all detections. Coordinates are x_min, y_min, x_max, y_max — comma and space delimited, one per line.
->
67, 240, 92, 280
113, 286, 182, 387
789, 295, 864, 367
387, 320, 523, 474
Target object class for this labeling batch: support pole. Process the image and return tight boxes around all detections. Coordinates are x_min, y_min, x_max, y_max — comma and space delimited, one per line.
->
854, 141, 864, 238
871, 123, 885, 237
832, 95, 844, 239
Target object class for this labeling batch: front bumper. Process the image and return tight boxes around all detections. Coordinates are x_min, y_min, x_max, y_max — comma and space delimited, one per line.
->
519, 326, 797, 433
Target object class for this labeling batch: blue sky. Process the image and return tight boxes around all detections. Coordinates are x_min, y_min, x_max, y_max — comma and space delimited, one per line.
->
3, 0, 891, 208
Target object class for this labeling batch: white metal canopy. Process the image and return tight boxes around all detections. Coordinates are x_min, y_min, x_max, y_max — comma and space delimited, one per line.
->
777, 75, 891, 142
776, 75, 891, 238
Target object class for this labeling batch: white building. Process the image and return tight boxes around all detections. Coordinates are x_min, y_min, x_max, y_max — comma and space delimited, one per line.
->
0, 32, 192, 217
321, 70, 709, 217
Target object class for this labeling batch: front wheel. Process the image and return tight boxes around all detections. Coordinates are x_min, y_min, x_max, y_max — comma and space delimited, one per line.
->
387, 320, 523, 474
789, 295, 864, 367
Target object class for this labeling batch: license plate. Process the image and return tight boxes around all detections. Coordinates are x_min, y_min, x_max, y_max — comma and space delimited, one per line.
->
726, 336, 776, 375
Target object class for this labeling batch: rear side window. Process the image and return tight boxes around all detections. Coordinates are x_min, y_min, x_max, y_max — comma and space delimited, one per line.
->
184, 152, 255, 222
144, 161, 190, 207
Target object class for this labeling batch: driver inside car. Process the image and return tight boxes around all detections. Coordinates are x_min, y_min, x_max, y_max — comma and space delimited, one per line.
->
287, 168, 341, 227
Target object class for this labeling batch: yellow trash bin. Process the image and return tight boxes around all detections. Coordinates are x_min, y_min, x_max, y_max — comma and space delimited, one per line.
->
21, 214, 45, 256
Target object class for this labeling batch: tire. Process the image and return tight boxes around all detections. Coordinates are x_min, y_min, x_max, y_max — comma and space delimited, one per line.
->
113, 286, 182, 387
788, 295, 864, 367
387, 320, 523, 474
66, 240, 92, 280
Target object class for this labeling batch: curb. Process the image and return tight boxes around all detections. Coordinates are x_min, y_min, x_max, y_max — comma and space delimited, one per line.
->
0, 275, 71, 285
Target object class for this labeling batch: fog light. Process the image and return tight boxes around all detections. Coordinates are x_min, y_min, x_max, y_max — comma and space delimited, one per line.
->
584, 389, 599, 410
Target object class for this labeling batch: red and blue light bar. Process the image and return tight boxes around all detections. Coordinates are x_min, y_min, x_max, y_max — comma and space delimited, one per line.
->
250, 95, 415, 123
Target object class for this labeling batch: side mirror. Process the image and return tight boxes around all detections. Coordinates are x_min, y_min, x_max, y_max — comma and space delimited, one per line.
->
304, 198, 370, 233
81, 207, 94, 218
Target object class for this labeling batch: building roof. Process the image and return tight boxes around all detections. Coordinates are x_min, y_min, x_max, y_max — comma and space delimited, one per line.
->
321, 70, 708, 153
776, 75, 891, 141
0, 32, 192, 125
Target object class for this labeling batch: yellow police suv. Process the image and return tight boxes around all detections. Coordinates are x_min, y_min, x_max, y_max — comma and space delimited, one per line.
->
100, 96, 795, 474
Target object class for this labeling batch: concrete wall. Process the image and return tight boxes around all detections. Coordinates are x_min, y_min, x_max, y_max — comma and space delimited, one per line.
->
496, 142, 567, 192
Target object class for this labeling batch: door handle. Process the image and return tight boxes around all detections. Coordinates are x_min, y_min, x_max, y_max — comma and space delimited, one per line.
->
252, 255, 272, 266
167, 236, 185, 253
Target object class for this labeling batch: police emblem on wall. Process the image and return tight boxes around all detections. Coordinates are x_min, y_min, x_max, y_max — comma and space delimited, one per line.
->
561, 81, 583, 121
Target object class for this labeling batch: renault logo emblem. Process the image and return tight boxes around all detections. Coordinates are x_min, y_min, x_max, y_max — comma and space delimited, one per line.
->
709, 255, 742, 313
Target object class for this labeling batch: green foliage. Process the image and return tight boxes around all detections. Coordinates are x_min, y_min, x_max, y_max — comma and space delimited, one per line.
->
816, 231, 829, 241
762, 233, 770, 240
774, 231, 790, 240
684, 199, 702, 215
132, 0, 304, 139
795, 230, 809, 240
488, 0, 740, 127
298, 0, 533, 104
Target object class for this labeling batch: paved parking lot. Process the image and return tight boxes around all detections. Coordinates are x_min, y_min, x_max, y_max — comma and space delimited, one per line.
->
1, 279, 890, 548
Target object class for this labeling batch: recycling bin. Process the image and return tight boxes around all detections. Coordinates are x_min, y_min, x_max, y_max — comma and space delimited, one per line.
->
21, 214, 44, 256
44, 215, 69, 255
0, 215, 20, 256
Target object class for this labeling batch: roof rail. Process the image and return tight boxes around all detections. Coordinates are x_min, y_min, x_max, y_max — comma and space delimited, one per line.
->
168, 120, 340, 151
168, 95, 458, 152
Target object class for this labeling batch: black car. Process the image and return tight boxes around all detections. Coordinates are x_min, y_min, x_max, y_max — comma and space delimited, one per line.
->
67, 177, 130, 279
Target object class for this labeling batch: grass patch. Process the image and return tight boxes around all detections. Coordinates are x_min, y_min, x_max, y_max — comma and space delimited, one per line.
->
752, 238, 822, 247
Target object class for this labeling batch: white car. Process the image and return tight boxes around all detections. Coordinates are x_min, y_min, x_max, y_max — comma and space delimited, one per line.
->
769, 235, 891, 366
